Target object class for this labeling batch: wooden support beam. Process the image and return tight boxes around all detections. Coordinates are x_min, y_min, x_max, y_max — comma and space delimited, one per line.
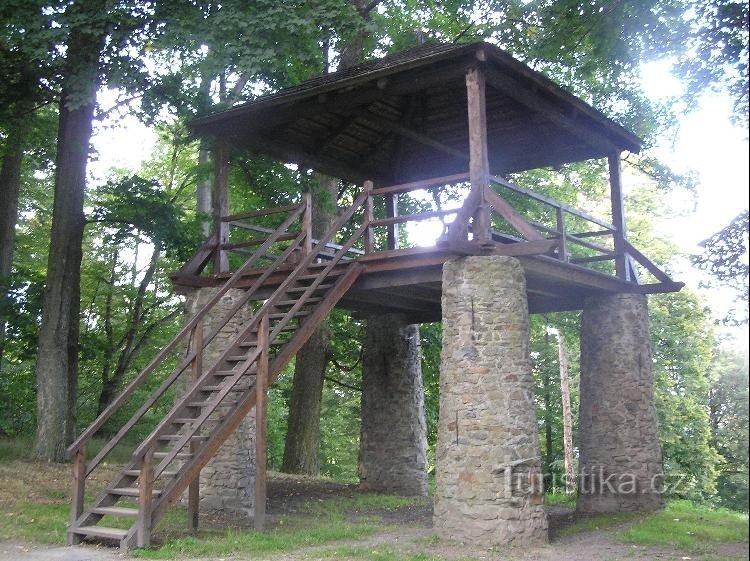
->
187, 322, 203, 532
608, 153, 629, 280
254, 314, 269, 531
556, 207, 568, 261
137, 448, 155, 548
67, 445, 86, 545
465, 64, 491, 243
483, 187, 544, 242
302, 191, 312, 255
213, 140, 230, 273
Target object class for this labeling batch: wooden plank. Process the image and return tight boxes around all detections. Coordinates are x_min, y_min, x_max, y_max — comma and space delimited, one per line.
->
630, 281, 685, 294
608, 153, 629, 280
483, 187, 544, 241
372, 173, 469, 196
67, 446, 86, 545
223, 203, 302, 222
212, 140, 230, 273
570, 253, 616, 264
254, 314, 269, 532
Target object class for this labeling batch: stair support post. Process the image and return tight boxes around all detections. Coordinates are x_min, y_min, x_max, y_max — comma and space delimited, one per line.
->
188, 322, 203, 531
137, 447, 155, 548
254, 314, 269, 531
213, 139, 230, 273
67, 444, 86, 545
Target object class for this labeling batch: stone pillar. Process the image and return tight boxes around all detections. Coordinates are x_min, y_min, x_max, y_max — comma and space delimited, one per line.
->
578, 293, 664, 513
435, 256, 547, 546
183, 287, 256, 516
359, 314, 428, 496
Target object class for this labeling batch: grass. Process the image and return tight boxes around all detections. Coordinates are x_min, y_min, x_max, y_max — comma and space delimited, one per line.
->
300, 493, 427, 517
555, 512, 639, 538
618, 500, 749, 552
133, 522, 378, 558
544, 492, 577, 508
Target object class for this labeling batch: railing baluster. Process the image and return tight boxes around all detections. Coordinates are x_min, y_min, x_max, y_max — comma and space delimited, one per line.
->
556, 207, 568, 262
302, 191, 312, 256
364, 180, 374, 253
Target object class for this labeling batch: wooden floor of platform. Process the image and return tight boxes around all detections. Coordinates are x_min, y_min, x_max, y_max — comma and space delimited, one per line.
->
172, 246, 682, 323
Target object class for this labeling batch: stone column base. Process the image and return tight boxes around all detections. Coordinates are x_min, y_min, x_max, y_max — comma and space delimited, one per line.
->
578, 293, 664, 513
434, 256, 548, 546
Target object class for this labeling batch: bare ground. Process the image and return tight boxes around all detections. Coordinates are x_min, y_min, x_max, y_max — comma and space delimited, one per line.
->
0, 462, 747, 561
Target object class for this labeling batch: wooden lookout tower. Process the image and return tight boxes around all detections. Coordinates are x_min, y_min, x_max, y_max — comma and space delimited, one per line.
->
67, 42, 682, 549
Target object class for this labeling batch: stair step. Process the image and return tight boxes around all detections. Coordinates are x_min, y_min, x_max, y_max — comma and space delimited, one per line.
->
157, 434, 208, 442
153, 451, 191, 460
277, 297, 322, 306
286, 283, 332, 293
122, 469, 178, 478
73, 525, 129, 540
109, 487, 162, 497
187, 400, 237, 408
201, 383, 252, 392
269, 310, 310, 320
91, 506, 139, 517
214, 370, 240, 376
172, 417, 198, 424
297, 270, 343, 281
226, 355, 251, 362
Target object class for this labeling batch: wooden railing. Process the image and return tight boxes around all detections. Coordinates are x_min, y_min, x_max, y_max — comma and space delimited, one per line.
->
66, 202, 309, 519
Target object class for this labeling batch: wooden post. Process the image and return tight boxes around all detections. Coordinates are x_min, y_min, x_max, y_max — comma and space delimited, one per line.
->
213, 140, 230, 273
385, 193, 399, 250
364, 180, 375, 253
67, 444, 86, 545
137, 447, 155, 548
187, 322, 203, 531
465, 64, 491, 244
302, 191, 313, 255
556, 207, 568, 262
254, 314, 269, 531
608, 153, 629, 280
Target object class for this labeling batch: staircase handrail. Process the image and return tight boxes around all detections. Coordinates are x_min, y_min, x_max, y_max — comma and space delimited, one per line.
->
66, 204, 306, 459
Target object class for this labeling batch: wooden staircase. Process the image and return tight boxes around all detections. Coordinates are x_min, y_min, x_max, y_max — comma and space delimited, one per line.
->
66, 190, 370, 549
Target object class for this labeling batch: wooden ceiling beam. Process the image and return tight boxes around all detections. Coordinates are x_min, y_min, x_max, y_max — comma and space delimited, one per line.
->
485, 66, 621, 155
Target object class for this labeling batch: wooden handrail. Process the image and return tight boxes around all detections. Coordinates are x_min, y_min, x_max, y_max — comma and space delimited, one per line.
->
66, 204, 305, 458
222, 203, 303, 222
370, 208, 458, 227
372, 172, 469, 196
491, 175, 616, 232
132, 189, 370, 464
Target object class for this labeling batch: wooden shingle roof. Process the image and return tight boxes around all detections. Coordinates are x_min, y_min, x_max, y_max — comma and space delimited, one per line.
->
190, 41, 642, 184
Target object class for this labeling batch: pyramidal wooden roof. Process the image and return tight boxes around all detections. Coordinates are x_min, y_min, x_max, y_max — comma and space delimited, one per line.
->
190, 41, 642, 184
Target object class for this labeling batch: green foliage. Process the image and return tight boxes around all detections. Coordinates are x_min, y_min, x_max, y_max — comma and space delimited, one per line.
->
618, 500, 749, 551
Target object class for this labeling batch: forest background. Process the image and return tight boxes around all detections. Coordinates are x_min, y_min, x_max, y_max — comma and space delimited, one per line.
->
0, 0, 747, 514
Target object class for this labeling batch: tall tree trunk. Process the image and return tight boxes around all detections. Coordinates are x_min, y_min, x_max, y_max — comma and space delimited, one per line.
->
33, 2, 105, 462
558, 333, 575, 495
280, 2, 378, 473
281, 176, 337, 474
0, 97, 34, 367
542, 332, 554, 481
